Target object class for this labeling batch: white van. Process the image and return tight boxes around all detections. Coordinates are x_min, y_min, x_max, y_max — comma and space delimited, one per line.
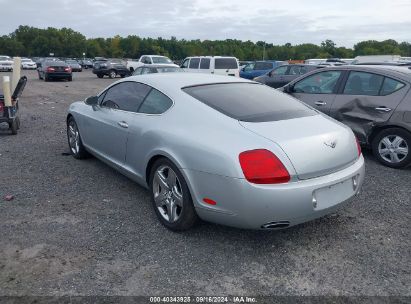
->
180, 56, 239, 77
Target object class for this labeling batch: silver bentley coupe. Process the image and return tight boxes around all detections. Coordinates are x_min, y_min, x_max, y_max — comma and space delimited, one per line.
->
67, 73, 365, 230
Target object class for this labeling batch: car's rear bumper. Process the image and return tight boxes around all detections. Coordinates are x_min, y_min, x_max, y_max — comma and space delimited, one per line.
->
183, 155, 365, 229
0, 66, 13, 71
46, 72, 72, 78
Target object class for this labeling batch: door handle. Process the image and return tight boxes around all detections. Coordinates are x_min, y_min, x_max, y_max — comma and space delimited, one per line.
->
117, 121, 128, 128
375, 107, 392, 112
315, 101, 327, 106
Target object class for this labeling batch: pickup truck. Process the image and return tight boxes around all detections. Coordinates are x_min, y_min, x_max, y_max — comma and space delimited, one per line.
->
126, 55, 177, 72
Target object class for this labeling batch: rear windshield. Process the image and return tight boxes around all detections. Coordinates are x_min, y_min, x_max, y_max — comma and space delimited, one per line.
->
183, 83, 316, 122
214, 58, 238, 69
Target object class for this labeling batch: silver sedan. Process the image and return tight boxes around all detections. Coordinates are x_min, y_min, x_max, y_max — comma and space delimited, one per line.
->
67, 73, 365, 230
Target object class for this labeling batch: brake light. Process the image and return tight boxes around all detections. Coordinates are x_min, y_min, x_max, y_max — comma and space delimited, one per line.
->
64, 67, 72, 72
239, 149, 290, 184
47, 67, 55, 72
356, 138, 362, 157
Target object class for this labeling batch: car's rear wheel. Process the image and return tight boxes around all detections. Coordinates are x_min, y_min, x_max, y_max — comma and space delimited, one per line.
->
67, 117, 89, 159
38, 72, 42, 80
68, 76, 73, 82
372, 128, 411, 168
108, 70, 116, 79
149, 158, 198, 231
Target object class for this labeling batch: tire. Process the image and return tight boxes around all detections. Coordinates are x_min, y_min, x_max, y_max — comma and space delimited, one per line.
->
129, 67, 134, 72
372, 128, 411, 168
120, 74, 126, 78
38, 72, 42, 80
97, 74, 104, 78
44, 74, 50, 82
68, 76, 73, 82
10, 118, 18, 135
108, 70, 116, 79
67, 116, 89, 159
149, 158, 198, 231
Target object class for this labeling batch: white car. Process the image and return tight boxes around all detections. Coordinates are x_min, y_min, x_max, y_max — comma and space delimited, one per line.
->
0, 55, 13, 71
127, 55, 177, 72
21, 58, 37, 69
180, 56, 240, 77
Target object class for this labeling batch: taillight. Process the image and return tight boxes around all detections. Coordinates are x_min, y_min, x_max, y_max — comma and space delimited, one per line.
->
64, 67, 72, 72
0, 101, 4, 112
356, 138, 362, 157
239, 149, 290, 184
47, 67, 55, 72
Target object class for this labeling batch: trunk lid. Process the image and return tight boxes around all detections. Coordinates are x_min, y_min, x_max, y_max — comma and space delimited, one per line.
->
240, 115, 358, 180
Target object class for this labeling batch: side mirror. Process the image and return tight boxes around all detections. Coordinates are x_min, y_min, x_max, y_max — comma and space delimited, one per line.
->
283, 84, 294, 93
85, 96, 98, 106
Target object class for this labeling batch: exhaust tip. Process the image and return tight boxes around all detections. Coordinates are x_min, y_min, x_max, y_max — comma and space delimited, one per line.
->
261, 221, 290, 229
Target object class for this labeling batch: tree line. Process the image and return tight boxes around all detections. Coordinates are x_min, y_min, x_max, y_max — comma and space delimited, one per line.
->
1, 25, 410, 61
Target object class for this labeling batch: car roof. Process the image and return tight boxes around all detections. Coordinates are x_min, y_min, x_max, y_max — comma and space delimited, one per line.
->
114, 73, 251, 97
138, 64, 179, 68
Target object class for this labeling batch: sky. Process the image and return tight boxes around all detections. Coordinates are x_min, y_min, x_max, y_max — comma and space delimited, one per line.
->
1, 0, 410, 47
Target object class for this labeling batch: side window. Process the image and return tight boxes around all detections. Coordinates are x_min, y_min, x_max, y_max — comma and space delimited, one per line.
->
181, 59, 190, 68
343, 71, 384, 96
271, 65, 288, 76
139, 89, 173, 114
101, 82, 151, 112
294, 71, 342, 94
380, 77, 405, 96
287, 65, 301, 75
200, 58, 210, 69
189, 58, 200, 69
140, 56, 146, 63
254, 62, 273, 70
133, 67, 143, 75
300, 66, 308, 74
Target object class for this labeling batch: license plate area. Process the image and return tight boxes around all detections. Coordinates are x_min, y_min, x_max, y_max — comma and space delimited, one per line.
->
313, 178, 355, 210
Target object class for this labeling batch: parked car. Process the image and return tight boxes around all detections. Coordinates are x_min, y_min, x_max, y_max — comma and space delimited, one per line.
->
79, 59, 93, 69
37, 60, 72, 81
65, 59, 83, 72
351, 55, 401, 65
21, 58, 37, 69
67, 73, 364, 230
281, 65, 411, 168
0, 55, 13, 71
254, 64, 324, 88
240, 61, 286, 79
180, 56, 239, 77
92, 59, 130, 78
132, 64, 184, 75
127, 55, 177, 72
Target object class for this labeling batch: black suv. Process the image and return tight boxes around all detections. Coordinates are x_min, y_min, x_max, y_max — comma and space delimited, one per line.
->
92, 59, 130, 78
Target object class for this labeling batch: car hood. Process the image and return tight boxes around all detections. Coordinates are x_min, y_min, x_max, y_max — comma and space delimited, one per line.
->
239, 115, 359, 180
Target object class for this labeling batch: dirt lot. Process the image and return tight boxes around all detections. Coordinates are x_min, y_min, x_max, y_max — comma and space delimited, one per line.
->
0, 70, 410, 296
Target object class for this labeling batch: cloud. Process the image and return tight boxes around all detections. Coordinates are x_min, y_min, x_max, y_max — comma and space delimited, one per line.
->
0, 0, 409, 47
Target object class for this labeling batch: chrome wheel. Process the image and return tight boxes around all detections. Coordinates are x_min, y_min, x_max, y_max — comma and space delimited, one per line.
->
152, 165, 183, 223
68, 121, 80, 155
378, 135, 408, 164
109, 71, 116, 78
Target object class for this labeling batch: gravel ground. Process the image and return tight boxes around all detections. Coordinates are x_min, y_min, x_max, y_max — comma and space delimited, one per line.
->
0, 70, 410, 297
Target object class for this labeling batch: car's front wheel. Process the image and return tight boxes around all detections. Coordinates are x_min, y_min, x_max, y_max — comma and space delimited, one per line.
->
372, 128, 411, 168
149, 158, 198, 231
108, 70, 117, 79
67, 117, 89, 159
